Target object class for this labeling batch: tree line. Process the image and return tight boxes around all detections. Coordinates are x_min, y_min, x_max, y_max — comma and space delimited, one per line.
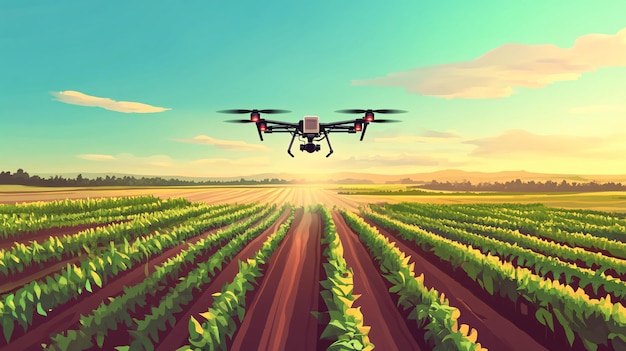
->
0, 169, 289, 187
418, 179, 626, 192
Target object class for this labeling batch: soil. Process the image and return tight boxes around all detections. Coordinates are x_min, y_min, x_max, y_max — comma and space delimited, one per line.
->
153, 208, 293, 351
0, 212, 273, 351
229, 209, 322, 351
331, 211, 423, 351
359, 216, 549, 351
0, 221, 126, 250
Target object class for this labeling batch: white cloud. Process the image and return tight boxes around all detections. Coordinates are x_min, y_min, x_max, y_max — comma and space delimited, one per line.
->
374, 129, 461, 143
76, 154, 117, 161
51, 90, 171, 113
353, 28, 626, 99
421, 130, 461, 138
568, 104, 626, 114
192, 157, 270, 167
464, 129, 625, 158
331, 153, 467, 168
171, 135, 271, 151
72, 152, 273, 177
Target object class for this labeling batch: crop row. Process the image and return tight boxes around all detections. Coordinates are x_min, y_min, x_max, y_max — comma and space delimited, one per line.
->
1, 197, 192, 238
365, 210, 626, 351
452, 203, 626, 251
342, 210, 486, 351
0, 202, 241, 278
488, 203, 626, 228
457, 203, 626, 242
371, 204, 626, 301
0, 203, 268, 344
388, 202, 626, 259
316, 205, 373, 351
0, 196, 165, 216
174, 207, 295, 351
43, 204, 283, 351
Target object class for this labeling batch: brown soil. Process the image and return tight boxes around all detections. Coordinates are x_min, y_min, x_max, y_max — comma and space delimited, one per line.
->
331, 211, 422, 351
360, 216, 549, 351
0, 214, 267, 351
229, 210, 322, 351
153, 208, 293, 351
0, 254, 86, 295
0, 221, 126, 250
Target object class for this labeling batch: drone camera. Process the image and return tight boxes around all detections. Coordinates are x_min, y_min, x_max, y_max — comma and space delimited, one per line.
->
303, 116, 320, 134
300, 143, 320, 153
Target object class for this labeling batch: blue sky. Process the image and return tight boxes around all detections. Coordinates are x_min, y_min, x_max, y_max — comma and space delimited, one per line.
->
1, 1, 626, 177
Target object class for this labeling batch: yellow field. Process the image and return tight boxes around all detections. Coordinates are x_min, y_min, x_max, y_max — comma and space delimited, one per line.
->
2, 184, 626, 213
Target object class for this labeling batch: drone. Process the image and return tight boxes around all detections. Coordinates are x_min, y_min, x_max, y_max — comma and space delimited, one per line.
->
220, 108, 406, 157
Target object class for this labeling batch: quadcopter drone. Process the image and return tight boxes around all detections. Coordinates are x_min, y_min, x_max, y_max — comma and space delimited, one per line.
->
220, 108, 406, 157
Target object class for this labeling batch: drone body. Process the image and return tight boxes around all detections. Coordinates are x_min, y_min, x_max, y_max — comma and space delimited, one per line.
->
220, 109, 406, 157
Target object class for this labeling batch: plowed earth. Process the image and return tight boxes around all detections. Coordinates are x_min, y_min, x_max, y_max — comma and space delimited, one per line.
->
230, 209, 322, 351
0, 187, 582, 350
0, 209, 285, 351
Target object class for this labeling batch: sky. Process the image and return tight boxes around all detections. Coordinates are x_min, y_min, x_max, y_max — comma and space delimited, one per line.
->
1, 1, 626, 178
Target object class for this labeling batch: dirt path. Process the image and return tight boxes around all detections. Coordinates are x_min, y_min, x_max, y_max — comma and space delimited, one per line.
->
361, 216, 548, 351
154, 208, 293, 351
229, 210, 322, 351
0, 213, 274, 351
0, 221, 124, 250
332, 211, 422, 351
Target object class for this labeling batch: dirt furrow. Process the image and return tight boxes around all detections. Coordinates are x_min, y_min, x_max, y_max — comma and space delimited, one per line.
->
154, 208, 293, 351
230, 210, 321, 351
267, 187, 289, 205
0, 221, 126, 250
360, 216, 548, 351
274, 187, 292, 206
0, 214, 263, 351
332, 211, 422, 351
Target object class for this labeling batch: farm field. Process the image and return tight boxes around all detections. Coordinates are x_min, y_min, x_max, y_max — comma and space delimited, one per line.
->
1, 189, 626, 350
2, 185, 626, 213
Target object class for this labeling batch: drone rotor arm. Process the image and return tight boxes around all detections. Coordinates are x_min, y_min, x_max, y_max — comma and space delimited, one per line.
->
262, 119, 299, 128
320, 119, 361, 127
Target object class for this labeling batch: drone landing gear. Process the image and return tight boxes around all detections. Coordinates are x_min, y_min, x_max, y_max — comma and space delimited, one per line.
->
324, 130, 333, 157
287, 132, 296, 157
359, 123, 369, 141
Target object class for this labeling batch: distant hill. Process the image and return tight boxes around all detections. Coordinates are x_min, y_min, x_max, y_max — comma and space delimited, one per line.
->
32, 169, 626, 184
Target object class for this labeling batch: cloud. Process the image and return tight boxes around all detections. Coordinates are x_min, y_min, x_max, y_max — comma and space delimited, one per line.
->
192, 157, 270, 167
332, 153, 466, 168
171, 135, 271, 151
51, 90, 171, 113
76, 154, 117, 161
464, 129, 623, 157
421, 130, 460, 138
353, 28, 626, 99
374, 129, 461, 143
568, 104, 626, 114
73, 152, 272, 177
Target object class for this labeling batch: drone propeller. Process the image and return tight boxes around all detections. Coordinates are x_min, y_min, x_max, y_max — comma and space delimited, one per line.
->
218, 109, 291, 114
224, 119, 254, 123
335, 109, 407, 114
